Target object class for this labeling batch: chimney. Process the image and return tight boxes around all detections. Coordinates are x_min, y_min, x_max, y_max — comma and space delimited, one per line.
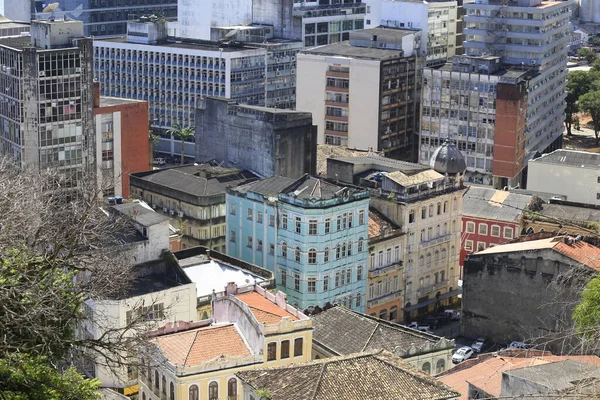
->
93, 81, 100, 108
225, 282, 238, 296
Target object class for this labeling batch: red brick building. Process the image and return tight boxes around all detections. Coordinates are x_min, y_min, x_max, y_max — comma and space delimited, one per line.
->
460, 187, 532, 268
93, 82, 150, 198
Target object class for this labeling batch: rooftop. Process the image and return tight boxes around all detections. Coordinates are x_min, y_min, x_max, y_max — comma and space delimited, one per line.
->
471, 236, 600, 269
283, 175, 353, 201
311, 306, 452, 356
505, 359, 600, 392
96, 36, 263, 53
301, 40, 406, 60
231, 176, 297, 198
537, 202, 600, 225
463, 186, 532, 222
531, 149, 600, 169
368, 208, 400, 237
111, 201, 170, 227
385, 169, 444, 187
329, 154, 428, 173
131, 164, 256, 198
235, 291, 299, 324
237, 351, 460, 400
437, 351, 600, 400
151, 323, 252, 367
98, 96, 146, 108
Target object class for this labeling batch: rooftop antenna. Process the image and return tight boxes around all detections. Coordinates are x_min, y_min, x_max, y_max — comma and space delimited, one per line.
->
42, 2, 60, 21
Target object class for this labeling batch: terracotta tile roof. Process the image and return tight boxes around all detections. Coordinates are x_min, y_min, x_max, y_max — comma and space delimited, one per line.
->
237, 351, 461, 400
152, 324, 252, 367
235, 291, 298, 324
368, 209, 399, 238
437, 352, 600, 399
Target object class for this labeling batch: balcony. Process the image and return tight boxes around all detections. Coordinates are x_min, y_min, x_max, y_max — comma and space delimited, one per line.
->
367, 289, 402, 307
369, 261, 403, 278
417, 280, 449, 297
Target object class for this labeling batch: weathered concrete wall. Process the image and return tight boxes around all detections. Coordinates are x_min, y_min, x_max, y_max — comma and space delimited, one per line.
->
196, 98, 317, 178
252, 0, 297, 39
461, 249, 595, 347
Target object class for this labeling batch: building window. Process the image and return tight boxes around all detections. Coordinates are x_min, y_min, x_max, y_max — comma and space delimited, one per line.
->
295, 216, 302, 234
421, 207, 427, 219
295, 246, 301, 262
436, 359, 446, 374
294, 273, 300, 291
230, 203, 236, 215
346, 269, 351, 284
444, 201, 448, 213
281, 213, 288, 230
170, 382, 174, 400
478, 223, 488, 235
269, 243, 275, 255
390, 306, 398, 321
308, 248, 317, 264
379, 309, 387, 319
437, 203, 441, 215
209, 382, 218, 400
357, 265, 363, 281
247, 208, 253, 220
422, 362, 431, 375
504, 226, 514, 239
477, 242, 486, 251
309, 219, 317, 235
281, 340, 290, 359
335, 272, 340, 288
257, 239, 263, 252
155, 371, 159, 390
308, 277, 316, 293
356, 292, 362, 308
230, 231, 236, 243
337, 215, 342, 231
359, 209, 365, 225
325, 218, 331, 233
324, 247, 330, 263
189, 385, 199, 400
267, 342, 277, 361
247, 236, 253, 248
162, 375, 166, 394
348, 212, 354, 228
409, 210, 415, 223
269, 214, 275, 227
429, 204, 434, 217
324, 275, 329, 291
466, 221, 475, 233
465, 240, 473, 251
228, 378, 237, 400
281, 269, 287, 287
491, 225, 501, 237
257, 211, 263, 223
358, 237, 364, 253
294, 338, 304, 357
282, 242, 287, 258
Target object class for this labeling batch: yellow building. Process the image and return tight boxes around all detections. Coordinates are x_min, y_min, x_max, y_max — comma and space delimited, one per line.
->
138, 284, 313, 400
366, 208, 405, 322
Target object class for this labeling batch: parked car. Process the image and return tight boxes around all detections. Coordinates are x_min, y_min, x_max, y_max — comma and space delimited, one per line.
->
508, 341, 528, 350
452, 346, 474, 364
471, 337, 488, 353
421, 316, 439, 329
408, 322, 432, 332
408, 322, 418, 329
444, 309, 461, 320
153, 157, 166, 166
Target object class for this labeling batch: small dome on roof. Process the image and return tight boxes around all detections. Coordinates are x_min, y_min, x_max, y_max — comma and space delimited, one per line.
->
429, 141, 467, 175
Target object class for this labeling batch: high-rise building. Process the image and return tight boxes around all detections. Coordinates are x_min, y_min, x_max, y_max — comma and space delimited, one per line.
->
419, 0, 571, 188
0, 0, 177, 36
94, 18, 302, 156
0, 19, 94, 178
176, 0, 366, 47
296, 28, 422, 161
364, 0, 459, 67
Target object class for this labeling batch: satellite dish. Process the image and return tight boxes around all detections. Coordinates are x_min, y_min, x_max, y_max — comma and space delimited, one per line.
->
222, 30, 237, 41
42, 2, 60, 13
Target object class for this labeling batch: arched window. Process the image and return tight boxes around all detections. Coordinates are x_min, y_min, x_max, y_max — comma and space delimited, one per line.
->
358, 237, 364, 253
308, 248, 317, 264
170, 382, 175, 400
162, 375, 166, 394
228, 378, 237, 400
409, 210, 415, 224
209, 381, 218, 400
389, 306, 398, 321
282, 241, 287, 258
142, 393, 146, 400
441, 249, 447, 259
154, 371, 159, 389
422, 362, 431, 374
429, 204, 434, 217
437, 202, 441, 215
189, 385, 199, 400
426, 253, 431, 264
379, 309, 387, 319
436, 358, 446, 374
324, 246, 330, 263
419, 255, 424, 267
294, 246, 301, 262
451, 246, 455, 257
435, 250, 439, 262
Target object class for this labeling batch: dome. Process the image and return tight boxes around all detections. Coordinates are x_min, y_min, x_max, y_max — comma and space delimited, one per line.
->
429, 141, 467, 175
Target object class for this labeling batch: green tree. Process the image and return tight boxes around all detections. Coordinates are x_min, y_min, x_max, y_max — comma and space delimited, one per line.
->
565, 71, 594, 135
578, 47, 598, 64
579, 90, 600, 145
167, 123, 195, 165
573, 276, 600, 340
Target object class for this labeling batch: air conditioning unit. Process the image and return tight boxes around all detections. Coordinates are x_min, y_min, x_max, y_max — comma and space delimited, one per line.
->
178, 211, 184, 217
39, 71, 46, 77
75, 67, 82, 73
291, 69, 296, 74
291, 56, 296, 61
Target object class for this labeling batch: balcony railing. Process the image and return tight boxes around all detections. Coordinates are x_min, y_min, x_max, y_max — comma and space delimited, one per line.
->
417, 280, 449, 297
369, 261, 403, 278
367, 289, 402, 307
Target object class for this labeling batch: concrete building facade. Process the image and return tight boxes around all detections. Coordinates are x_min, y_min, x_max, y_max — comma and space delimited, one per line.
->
226, 175, 370, 313
0, 19, 95, 178
365, 0, 459, 67
195, 96, 317, 179
297, 28, 422, 161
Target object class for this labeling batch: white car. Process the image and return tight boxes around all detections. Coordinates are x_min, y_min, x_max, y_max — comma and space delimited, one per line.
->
408, 322, 432, 332
471, 337, 487, 353
452, 346, 474, 364
508, 341, 528, 350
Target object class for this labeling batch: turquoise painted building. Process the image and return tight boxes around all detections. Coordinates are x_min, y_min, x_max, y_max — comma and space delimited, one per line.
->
226, 175, 370, 313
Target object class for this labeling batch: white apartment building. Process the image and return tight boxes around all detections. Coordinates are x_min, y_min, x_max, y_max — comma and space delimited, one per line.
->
419, 0, 571, 189
176, 0, 367, 47
297, 28, 422, 160
365, 0, 459, 66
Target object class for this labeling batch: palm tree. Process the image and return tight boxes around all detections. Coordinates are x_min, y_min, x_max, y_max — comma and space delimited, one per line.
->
166, 123, 195, 165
